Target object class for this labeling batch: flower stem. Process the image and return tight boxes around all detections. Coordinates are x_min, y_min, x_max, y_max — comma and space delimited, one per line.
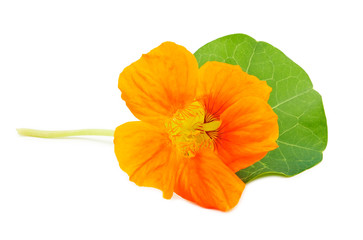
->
16, 128, 114, 138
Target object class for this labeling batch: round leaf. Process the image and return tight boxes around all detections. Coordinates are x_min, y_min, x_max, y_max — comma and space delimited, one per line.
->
194, 34, 328, 182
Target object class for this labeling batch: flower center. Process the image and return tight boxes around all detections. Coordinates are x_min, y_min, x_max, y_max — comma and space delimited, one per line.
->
165, 101, 221, 158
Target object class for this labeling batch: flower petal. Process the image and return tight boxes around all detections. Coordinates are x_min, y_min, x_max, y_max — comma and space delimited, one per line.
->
174, 149, 245, 211
114, 121, 179, 199
119, 42, 199, 123
216, 97, 279, 172
197, 61, 271, 118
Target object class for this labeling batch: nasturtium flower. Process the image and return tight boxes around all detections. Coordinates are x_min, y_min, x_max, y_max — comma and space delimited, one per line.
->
114, 42, 279, 211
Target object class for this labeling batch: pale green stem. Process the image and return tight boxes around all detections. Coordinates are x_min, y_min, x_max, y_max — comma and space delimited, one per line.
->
16, 128, 114, 138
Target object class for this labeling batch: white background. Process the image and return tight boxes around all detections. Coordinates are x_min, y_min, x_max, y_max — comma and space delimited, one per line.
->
1, 0, 362, 239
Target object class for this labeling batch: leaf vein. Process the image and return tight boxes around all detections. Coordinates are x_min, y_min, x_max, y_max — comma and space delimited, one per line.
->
245, 43, 257, 73
277, 140, 320, 152
272, 89, 313, 109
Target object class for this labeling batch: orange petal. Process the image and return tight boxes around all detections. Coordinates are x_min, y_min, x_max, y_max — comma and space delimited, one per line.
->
197, 61, 271, 119
114, 121, 179, 199
174, 149, 245, 211
216, 97, 279, 172
119, 42, 199, 123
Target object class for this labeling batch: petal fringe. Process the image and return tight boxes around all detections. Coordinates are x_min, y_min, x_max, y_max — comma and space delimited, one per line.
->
174, 149, 245, 211
119, 42, 199, 124
197, 61, 271, 119
217, 97, 279, 172
114, 121, 179, 199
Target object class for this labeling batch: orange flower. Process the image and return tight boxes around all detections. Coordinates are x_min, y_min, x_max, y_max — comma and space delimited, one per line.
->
114, 42, 278, 211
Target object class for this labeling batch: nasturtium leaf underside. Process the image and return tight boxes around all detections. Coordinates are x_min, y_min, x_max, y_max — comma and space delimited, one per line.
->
194, 34, 327, 183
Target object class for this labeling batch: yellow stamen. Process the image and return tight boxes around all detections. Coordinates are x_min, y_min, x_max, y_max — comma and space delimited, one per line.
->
203, 121, 221, 132
165, 101, 220, 158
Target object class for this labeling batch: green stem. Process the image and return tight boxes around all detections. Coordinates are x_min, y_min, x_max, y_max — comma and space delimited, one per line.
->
16, 128, 114, 138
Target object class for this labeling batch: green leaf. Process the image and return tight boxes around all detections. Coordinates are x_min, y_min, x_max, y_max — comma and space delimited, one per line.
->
194, 34, 328, 183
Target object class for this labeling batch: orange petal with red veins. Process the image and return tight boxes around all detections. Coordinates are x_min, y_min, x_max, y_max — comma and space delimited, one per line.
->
119, 42, 199, 124
216, 97, 279, 172
114, 121, 179, 199
197, 61, 271, 118
174, 149, 245, 211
